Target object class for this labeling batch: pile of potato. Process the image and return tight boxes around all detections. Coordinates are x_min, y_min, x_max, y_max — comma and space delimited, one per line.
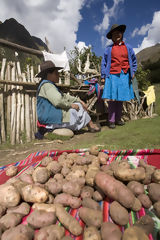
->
0, 145, 159, 240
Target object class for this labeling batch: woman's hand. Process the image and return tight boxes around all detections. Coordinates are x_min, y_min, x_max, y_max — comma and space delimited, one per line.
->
80, 100, 88, 111
101, 78, 105, 84
71, 103, 79, 111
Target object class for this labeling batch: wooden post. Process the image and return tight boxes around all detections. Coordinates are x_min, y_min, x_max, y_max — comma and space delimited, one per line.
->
6, 63, 11, 136
64, 71, 70, 85
17, 62, 25, 134
30, 66, 36, 134
22, 73, 31, 142
15, 62, 22, 144
10, 62, 16, 145
27, 65, 31, 82
0, 58, 7, 142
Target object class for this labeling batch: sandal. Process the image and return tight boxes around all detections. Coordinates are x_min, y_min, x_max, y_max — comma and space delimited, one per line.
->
88, 126, 101, 133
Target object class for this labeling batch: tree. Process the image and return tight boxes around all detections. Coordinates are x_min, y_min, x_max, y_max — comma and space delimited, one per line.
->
135, 65, 151, 91
68, 46, 102, 78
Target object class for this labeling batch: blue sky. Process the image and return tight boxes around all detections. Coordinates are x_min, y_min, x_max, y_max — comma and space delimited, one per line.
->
77, 0, 160, 56
1, 0, 160, 57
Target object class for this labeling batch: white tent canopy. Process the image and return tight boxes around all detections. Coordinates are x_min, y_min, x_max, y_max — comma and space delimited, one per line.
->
42, 50, 70, 72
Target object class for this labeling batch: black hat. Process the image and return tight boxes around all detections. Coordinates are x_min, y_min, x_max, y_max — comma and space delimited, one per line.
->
106, 24, 126, 39
36, 60, 63, 78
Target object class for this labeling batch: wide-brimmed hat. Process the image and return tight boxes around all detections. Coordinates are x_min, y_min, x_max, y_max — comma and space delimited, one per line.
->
106, 24, 126, 39
36, 60, 63, 78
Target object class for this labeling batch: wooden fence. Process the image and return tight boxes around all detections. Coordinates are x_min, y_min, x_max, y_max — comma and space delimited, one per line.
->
0, 58, 39, 144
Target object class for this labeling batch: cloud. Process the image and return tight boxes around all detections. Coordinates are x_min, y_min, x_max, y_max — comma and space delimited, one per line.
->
131, 24, 151, 37
86, 0, 95, 8
0, 0, 86, 53
94, 0, 124, 47
133, 11, 160, 54
77, 41, 89, 53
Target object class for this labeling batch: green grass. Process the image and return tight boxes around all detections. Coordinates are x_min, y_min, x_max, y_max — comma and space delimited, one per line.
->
74, 116, 160, 150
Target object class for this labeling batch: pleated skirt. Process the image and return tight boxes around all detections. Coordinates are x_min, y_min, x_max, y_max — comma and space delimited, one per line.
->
102, 70, 135, 101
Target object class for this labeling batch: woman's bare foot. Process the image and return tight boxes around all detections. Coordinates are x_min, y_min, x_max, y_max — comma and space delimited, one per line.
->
88, 121, 101, 132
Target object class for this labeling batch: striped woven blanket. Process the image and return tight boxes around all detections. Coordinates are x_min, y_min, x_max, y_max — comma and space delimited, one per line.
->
0, 148, 160, 239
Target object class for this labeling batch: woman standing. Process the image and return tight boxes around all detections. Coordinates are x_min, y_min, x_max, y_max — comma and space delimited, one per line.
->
101, 24, 137, 128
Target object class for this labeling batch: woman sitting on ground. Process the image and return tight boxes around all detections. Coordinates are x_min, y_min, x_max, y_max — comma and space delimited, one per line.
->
35, 60, 100, 139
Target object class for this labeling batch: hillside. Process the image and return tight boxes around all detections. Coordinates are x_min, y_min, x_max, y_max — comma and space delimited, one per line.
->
136, 43, 160, 84
0, 18, 48, 51
136, 43, 160, 64
0, 18, 48, 68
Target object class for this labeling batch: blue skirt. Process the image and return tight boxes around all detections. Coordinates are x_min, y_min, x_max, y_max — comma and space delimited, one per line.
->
102, 70, 135, 101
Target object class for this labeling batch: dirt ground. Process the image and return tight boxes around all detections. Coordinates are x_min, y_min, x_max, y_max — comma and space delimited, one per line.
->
0, 128, 103, 167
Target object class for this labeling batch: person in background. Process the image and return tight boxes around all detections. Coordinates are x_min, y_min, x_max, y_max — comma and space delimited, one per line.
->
35, 61, 100, 139
101, 24, 137, 129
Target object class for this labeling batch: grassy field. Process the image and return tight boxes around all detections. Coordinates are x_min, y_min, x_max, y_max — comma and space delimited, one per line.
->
74, 83, 160, 150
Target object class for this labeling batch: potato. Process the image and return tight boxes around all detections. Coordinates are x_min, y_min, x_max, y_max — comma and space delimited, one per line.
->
85, 165, 100, 186
6, 166, 18, 177
134, 215, 154, 235
81, 186, 94, 199
137, 194, 152, 209
62, 181, 81, 197
95, 172, 135, 209
89, 145, 100, 156
61, 166, 70, 177
61, 237, 73, 240
7, 202, 30, 216
82, 198, 101, 211
118, 161, 131, 169
109, 201, 129, 226
21, 184, 49, 203
83, 226, 101, 240
27, 210, 56, 229
1, 224, 34, 240
100, 222, 122, 240
75, 155, 92, 165
45, 178, 62, 195
19, 173, 34, 184
153, 201, 160, 218
41, 156, 53, 166
55, 204, 83, 236
53, 173, 64, 181
0, 213, 23, 230
79, 207, 103, 228
147, 183, 160, 202
32, 203, 56, 213
46, 194, 54, 204
122, 226, 149, 240
0, 184, 21, 208
139, 160, 155, 184
114, 167, 146, 182
0, 205, 6, 218
54, 193, 81, 208
127, 181, 144, 196
93, 188, 105, 202
152, 169, 160, 183
32, 167, 50, 184
34, 224, 65, 240
66, 169, 85, 181
71, 177, 86, 187
101, 165, 114, 176
98, 152, 109, 165
131, 198, 142, 212
47, 161, 62, 175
